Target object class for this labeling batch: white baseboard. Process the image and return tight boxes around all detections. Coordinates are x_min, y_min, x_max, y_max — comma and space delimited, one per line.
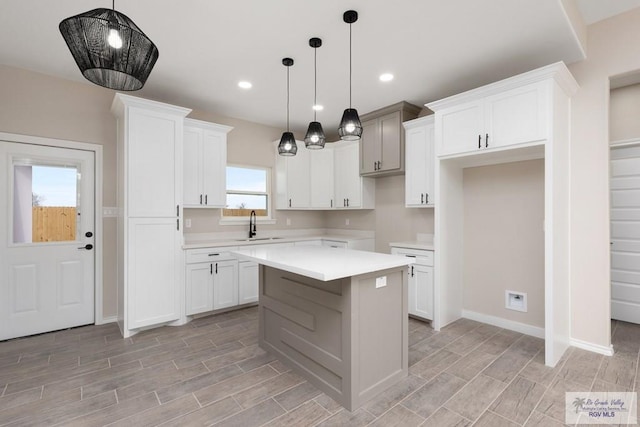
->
96, 315, 117, 325
462, 310, 545, 338
570, 338, 614, 356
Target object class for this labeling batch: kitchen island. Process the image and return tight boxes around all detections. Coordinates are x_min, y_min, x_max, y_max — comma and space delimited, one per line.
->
231, 245, 413, 411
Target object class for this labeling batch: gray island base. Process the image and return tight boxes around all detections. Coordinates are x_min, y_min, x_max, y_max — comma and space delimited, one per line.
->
232, 246, 411, 411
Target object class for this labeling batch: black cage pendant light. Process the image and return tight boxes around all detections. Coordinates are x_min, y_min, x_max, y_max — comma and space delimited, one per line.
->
338, 10, 363, 141
59, 0, 159, 91
278, 58, 298, 156
304, 38, 326, 149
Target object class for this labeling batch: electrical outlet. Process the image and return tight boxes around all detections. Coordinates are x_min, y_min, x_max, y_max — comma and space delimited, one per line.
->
185, 218, 192, 228
345, 218, 350, 226
375, 276, 387, 288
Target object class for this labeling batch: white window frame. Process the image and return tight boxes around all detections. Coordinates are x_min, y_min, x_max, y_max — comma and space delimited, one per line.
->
219, 164, 276, 225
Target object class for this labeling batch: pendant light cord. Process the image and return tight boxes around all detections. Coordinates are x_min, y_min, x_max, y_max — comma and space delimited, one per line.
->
349, 22, 352, 108
286, 65, 290, 132
313, 46, 317, 121
112, 0, 115, 10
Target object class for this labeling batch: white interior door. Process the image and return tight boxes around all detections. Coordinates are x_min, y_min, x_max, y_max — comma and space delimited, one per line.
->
0, 141, 95, 340
610, 143, 640, 324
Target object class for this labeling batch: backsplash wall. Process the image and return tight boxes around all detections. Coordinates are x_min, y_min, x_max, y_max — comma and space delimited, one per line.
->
325, 175, 434, 253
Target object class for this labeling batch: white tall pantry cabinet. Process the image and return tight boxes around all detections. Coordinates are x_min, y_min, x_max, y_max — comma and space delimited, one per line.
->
112, 94, 191, 338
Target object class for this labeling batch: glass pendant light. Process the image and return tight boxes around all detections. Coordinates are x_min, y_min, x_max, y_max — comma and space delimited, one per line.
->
304, 38, 326, 149
59, 0, 158, 91
278, 58, 297, 156
338, 10, 363, 141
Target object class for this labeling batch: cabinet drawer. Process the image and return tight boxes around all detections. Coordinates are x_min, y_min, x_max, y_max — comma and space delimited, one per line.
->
322, 240, 348, 248
186, 246, 238, 264
391, 247, 433, 266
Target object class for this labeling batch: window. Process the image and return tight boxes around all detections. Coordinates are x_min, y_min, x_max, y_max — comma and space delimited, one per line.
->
222, 165, 271, 220
13, 163, 79, 243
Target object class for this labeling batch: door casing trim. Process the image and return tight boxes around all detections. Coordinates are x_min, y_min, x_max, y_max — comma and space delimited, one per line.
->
0, 132, 106, 324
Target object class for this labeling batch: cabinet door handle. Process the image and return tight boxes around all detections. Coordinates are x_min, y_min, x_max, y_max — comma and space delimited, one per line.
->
289, 199, 291, 208
208, 253, 220, 257
215, 263, 218, 274
205, 195, 208, 205
346, 198, 349, 207
478, 134, 481, 149
343, 199, 346, 207
331, 199, 333, 208
200, 194, 203, 205
411, 266, 414, 277
377, 161, 381, 170
210, 264, 213, 275
485, 133, 489, 148
373, 161, 377, 171
176, 205, 180, 217
425, 193, 429, 204
421, 193, 424, 204
177, 219, 179, 231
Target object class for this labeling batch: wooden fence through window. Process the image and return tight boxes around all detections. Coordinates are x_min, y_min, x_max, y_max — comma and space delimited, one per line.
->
32, 207, 76, 242
222, 208, 268, 217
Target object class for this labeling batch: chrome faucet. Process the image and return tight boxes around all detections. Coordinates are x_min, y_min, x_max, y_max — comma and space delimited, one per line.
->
249, 210, 257, 238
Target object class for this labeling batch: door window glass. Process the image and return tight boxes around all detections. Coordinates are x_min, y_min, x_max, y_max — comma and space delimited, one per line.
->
13, 164, 78, 243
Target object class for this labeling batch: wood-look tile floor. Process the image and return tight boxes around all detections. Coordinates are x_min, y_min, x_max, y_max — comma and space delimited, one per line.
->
1, 307, 638, 426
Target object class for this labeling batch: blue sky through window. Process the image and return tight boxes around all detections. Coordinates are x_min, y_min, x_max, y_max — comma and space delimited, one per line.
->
32, 166, 77, 207
225, 166, 268, 211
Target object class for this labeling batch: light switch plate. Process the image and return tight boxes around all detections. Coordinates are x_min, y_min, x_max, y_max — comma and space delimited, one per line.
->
375, 276, 387, 288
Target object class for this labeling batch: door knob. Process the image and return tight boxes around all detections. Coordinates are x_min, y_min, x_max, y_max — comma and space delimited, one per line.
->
85, 231, 93, 238
78, 244, 93, 250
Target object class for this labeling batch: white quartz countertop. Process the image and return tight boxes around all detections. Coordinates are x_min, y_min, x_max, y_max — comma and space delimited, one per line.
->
231, 246, 414, 281
183, 234, 371, 250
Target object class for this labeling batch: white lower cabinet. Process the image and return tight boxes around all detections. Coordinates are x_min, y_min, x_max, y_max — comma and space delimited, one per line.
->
185, 263, 214, 315
322, 240, 348, 249
391, 247, 434, 321
238, 261, 259, 304
185, 247, 240, 316
410, 264, 434, 320
213, 260, 238, 310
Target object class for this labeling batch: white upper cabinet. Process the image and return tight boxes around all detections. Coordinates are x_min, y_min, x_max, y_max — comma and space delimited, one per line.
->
404, 116, 435, 208
275, 142, 372, 210
434, 81, 548, 157
334, 141, 375, 209
275, 142, 310, 209
310, 148, 334, 208
183, 119, 232, 208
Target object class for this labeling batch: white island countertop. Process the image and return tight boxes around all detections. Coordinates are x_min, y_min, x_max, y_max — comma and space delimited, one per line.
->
231, 246, 414, 282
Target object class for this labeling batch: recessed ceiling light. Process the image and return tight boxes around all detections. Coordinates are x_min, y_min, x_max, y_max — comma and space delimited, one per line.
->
312, 104, 324, 111
238, 81, 252, 89
379, 73, 394, 82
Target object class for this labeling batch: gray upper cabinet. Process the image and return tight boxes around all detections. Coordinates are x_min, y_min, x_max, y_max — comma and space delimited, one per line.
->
359, 102, 422, 177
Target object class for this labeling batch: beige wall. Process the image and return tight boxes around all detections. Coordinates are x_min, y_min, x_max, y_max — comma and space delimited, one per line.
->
0, 65, 325, 320
326, 175, 435, 253
183, 110, 326, 234
463, 160, 545, 328
0, 65, 120, 319
568, 8, 640, 349
610, 83, 640, 142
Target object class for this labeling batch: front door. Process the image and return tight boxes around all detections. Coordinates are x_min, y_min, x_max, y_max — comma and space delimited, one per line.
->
610, 143, 640, 324
0, 141, 95, 340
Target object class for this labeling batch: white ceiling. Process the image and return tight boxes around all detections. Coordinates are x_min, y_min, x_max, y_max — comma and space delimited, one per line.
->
1, 1, 638, 138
